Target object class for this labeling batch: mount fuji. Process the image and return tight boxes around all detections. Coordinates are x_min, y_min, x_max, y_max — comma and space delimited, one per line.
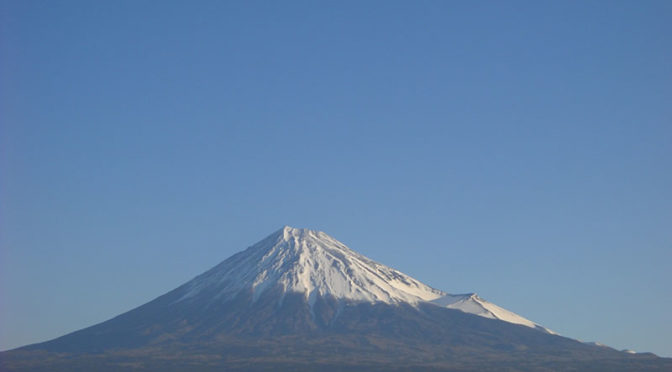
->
1, 226, 669, 371
175, 226, 549, 332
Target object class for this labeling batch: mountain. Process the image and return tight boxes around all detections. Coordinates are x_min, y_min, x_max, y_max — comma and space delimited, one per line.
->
1, 226, 669, 372
173, 226, 544, 331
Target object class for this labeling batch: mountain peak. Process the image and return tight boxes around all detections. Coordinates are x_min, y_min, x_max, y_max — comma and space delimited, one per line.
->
270, 226, 329, 247
178, 226, 444, 305
279, 225, 310, 238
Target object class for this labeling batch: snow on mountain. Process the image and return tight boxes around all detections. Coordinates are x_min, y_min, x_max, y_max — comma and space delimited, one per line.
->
431, 293, 555, 334
177, 226, 551, 333
178, 226, 444, 305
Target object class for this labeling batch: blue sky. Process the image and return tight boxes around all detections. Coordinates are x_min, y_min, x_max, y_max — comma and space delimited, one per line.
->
1, 0, 670, 356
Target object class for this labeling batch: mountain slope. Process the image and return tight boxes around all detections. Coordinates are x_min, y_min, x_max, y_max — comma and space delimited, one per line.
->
432, 293, 554, 333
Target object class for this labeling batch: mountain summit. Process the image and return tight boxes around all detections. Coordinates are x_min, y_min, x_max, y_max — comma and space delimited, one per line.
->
1, 226, 669, 372
178, 226, 443, 305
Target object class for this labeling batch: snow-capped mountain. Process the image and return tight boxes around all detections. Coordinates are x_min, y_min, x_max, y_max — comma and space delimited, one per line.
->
175, 226, 548, 332
3, 226, 667, 372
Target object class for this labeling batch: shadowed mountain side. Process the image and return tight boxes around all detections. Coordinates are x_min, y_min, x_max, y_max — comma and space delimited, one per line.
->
15, 288, 591, 353
2, 290, 671, 371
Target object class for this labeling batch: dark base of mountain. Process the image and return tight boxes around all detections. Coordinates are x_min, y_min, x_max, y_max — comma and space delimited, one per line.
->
2, 347, 669, 372
2, 291, 670, 372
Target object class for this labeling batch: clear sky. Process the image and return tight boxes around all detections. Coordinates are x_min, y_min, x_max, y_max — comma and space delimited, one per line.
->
1, 0, 670, 357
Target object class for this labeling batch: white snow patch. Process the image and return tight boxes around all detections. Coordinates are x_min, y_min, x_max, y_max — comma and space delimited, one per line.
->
177, 226, 444, 306
431, 293, 555, 334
